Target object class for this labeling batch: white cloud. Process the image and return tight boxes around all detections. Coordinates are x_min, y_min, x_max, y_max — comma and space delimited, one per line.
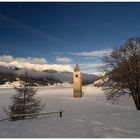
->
0, 55, 73, 72
0, 55, 14, 63
84, 57, 99, 60
0, 55, 47, 64
82, 69, 103, 75
79, 63, 104, 75
71, 48, 112, 57
56, 56, 73, 63
80, 63, 105, 69
0, 55, 105, 74
16, 57, 47, 64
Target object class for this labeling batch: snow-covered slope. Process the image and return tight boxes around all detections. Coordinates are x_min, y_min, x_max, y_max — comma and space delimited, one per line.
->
0, 86, 139, 138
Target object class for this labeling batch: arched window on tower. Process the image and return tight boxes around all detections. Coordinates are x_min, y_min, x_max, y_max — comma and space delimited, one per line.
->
75, 74, 78, 78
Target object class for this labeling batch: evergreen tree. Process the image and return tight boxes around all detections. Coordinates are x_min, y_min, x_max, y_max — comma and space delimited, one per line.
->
6, 72, 44, 121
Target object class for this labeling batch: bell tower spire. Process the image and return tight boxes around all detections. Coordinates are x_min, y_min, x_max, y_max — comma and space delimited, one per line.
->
73, 64, 82, 98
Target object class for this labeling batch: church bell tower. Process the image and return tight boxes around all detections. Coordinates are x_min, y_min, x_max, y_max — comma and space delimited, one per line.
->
73, 64, 82, 98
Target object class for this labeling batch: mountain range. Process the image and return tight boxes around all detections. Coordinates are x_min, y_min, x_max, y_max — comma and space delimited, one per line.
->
0, 62, 97, 86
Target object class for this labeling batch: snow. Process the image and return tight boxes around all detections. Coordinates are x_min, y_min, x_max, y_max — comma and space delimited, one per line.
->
93, 76, 108, 87
0, 81, 72, 88
0, 86, 140, 138
47, 82, 72, 88
0, 55, 73, 72
0, 60, 73, 72
0, 81, 23, 88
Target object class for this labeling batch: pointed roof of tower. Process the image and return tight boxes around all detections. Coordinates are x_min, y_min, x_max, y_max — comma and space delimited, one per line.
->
74, 64, 80, 71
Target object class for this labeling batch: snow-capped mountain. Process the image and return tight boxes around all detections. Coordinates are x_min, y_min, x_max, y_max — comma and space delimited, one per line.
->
0, 60, 73, 72
0, 65, 97, 86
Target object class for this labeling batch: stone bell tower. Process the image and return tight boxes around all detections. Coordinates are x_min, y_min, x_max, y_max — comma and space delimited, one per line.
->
73, 64, 82, 98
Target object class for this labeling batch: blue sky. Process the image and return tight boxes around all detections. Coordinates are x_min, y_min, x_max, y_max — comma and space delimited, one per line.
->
0, 2, 140, 74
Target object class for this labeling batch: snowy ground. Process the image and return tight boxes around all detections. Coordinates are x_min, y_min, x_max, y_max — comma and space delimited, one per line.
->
0, 86, 140, 138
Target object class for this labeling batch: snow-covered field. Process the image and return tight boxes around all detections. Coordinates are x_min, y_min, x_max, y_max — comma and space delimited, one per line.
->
0, 86, 140, 138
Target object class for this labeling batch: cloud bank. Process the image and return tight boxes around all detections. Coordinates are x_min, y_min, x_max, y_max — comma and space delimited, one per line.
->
0, 55, 73, 72
0, 55, 47, 64
0, 55, 105, 75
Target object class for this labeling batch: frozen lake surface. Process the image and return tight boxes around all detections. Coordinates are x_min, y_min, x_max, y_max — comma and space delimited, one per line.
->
0, 86, 140, 138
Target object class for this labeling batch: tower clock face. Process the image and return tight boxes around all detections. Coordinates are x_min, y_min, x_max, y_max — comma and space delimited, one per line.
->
75, 74, 78, 78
